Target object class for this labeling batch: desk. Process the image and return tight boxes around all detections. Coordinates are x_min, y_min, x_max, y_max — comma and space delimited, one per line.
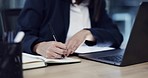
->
24, 58, 148, 78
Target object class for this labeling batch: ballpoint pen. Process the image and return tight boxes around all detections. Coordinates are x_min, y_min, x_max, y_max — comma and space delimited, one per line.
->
48, 23, 57, 41
48, 23, 66, 58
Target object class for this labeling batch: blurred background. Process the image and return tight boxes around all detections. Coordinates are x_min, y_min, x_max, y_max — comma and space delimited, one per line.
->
0, 0, 148, 47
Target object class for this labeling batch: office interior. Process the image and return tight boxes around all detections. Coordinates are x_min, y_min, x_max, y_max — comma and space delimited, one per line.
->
0, 1, 148, 78
0, 0, 148, 48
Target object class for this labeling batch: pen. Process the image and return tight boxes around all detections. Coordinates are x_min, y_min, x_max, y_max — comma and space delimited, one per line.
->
48, 23, 66, 58
48, 23, 57, 41
52, 34, 57, 42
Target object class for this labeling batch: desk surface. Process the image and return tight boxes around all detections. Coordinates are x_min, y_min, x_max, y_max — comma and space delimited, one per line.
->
24, 57, 148, 78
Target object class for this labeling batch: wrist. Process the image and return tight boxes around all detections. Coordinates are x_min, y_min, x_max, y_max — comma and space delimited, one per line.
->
33, 42, 42, 53
82, 29, 95, 41
82, 29, 90, 36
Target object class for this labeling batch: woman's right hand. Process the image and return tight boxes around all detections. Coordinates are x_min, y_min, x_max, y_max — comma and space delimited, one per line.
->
33, 41, 67, 59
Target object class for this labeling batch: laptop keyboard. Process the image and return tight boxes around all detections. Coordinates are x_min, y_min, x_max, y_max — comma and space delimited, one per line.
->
98, 55, 123, 63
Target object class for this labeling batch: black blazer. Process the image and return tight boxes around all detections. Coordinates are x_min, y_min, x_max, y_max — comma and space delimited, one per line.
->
17, 0, 123, 54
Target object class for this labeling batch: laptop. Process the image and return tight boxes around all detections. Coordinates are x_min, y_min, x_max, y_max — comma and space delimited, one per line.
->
78, 2, 148, 66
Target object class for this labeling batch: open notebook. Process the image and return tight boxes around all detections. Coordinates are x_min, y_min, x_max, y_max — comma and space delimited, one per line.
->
22, 53, 81, 70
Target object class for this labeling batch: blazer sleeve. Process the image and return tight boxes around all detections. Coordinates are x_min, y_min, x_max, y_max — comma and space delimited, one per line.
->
17, 0, 45, 54
88, 1, 123, 48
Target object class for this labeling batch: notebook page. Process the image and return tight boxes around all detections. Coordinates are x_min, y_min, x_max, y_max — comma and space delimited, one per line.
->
22, 53, 81, 63
75, 45, 114, 53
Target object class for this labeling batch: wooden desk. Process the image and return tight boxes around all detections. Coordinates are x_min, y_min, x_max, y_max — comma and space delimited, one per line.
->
24, 58, 148, 78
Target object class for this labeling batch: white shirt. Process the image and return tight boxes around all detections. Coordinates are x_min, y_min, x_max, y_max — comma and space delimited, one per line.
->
66, 0, 91, 41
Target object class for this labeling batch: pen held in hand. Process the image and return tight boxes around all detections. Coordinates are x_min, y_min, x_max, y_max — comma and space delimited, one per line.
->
48, 23, 57, 42
48, 23, 68, 58
52, 34, 57, 42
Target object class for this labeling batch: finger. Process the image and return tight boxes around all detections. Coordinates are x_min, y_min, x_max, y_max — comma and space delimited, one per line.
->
51, 47, 65, 55
63, 49, 68, 57
65, 41, 71, 56
70, 41, 83, 55
51, 42, 66, 55
55, 42, 67, 50
66, 41, 77, 56
66, 48, 73, 56
46, 51, 62, 59
66, 40, 76, 50
71, 45, 78, 54
45, 53, 54, 59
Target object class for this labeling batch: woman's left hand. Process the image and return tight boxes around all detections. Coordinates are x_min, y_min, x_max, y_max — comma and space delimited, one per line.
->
65, 29, 93, 56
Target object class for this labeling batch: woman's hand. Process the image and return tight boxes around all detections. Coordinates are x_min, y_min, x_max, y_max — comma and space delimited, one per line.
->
65, 29, 95, 56
33, 41, 67, 59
